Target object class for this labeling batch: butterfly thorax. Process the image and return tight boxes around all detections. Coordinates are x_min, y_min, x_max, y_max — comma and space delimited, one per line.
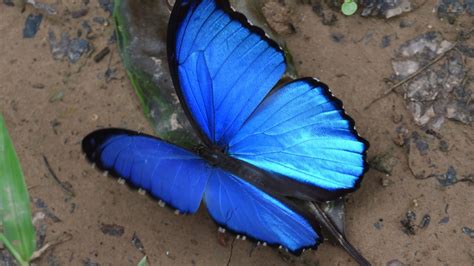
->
194, 144, 273, 192
194, 144, 227, 167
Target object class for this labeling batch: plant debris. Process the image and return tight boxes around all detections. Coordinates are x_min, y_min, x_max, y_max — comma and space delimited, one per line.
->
94, 47, 110, 63
391, 31, 472, 130
33, 198, 62, 223
359, 0, 413, 18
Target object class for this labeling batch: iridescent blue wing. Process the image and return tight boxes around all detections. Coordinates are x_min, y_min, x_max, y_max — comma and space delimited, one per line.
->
205, 168, 320, 253
168, 0, 286, 146
82, 129, 211, 214
228, 79, 369, 201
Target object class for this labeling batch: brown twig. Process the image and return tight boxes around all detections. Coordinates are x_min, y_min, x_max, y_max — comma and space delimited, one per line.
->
30, 232, 73, 261
42, 155, 75, 197
364, 42, 458, 110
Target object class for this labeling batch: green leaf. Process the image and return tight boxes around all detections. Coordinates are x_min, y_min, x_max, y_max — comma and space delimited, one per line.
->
0, 114, 36, 264
137, 256, 148, 266
341, 0, 358, 16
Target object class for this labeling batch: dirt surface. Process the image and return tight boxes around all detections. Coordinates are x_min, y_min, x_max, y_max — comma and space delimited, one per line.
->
1, 0, 473, 265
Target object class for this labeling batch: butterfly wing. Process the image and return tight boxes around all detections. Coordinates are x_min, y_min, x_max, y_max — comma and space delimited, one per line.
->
205, 168, 320, 253
168, 0, 286, 145
82, 129, 211, 214
228, 79, 369, 201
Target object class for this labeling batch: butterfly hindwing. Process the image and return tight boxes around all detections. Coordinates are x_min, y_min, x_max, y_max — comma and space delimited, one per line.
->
82, 129, 211, 214
228, 79, 368, 200
168, 0, 286, 145
205, 168, 320, 252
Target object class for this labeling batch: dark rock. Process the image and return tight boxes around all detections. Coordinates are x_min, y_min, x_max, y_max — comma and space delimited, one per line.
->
462, 227, 474, 238
93, 16, 108, 25
331, 32, 345, 43
400, 210, 416, 235
37, 223, 47, 248
23, 14, 43, 38
370, 152, 397, 175
438, 140, 449, 152
411, 132, 429, 155
48, 31, 90, 63
71, 8, 89, 19
465, 0, 474, 15
418, 214, 431, 229
81, 20, 93, 39
68, 38, 90, 63
360, 0, 412, 18
108, 31, 116, 44
100, 223, 125, 237
98, 0, 113, 14
3, 0, 13, 6
0, 250, 14, 266
380, 35, 392, 48
131, 233, 145, 252
437, 166, 458, 186
437, 0, 465, 23
374, 219, 384, 230
457, 44, 474, 58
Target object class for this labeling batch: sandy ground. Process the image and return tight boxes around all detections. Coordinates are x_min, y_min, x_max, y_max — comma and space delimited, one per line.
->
1, 0, 473, 265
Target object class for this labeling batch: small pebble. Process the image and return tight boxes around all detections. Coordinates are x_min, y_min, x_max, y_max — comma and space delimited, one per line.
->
71, 8, 89, 19
49, 90, 64, 103
374, 219, 384, 230
462, 227, 474, 238
380, 35, 392, 48
23, 14, 43, 38
331, 32, 345, 43
3, 0, 14, 6
418, 214, 431, 229
131, 233, 145, 252
386, 259, 405, 266
32, 83, 45, 89
100, 223, 125, 237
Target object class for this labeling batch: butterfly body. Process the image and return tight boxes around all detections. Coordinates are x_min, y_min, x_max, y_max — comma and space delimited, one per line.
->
84, 0, 370, 263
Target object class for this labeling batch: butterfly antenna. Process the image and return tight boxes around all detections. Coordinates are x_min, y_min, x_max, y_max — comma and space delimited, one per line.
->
307, 202, 371, 266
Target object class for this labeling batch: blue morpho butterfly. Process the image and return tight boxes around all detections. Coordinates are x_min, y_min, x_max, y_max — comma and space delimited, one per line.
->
82, 0, 369, 264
